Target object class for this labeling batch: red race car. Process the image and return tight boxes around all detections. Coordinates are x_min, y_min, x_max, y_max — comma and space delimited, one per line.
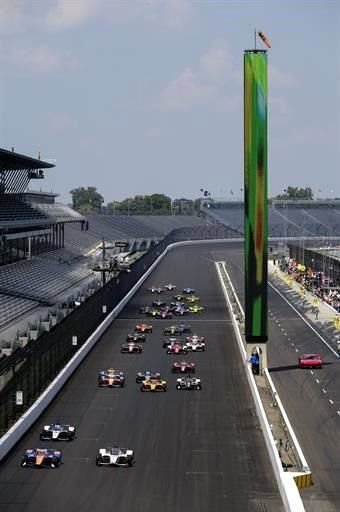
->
298, 353, 322, 369
166, 343, 187, 355
135, 323, 153, 333
121, 342, 143, 354
172, 361, 195, 374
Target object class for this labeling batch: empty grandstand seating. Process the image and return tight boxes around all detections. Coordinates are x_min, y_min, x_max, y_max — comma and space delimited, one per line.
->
202, 202, 340, 238
0, 195, 48, 225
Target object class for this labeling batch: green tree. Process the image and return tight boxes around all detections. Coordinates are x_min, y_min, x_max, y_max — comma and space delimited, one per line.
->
70, 186, 104, 214
273, 186, 314, 200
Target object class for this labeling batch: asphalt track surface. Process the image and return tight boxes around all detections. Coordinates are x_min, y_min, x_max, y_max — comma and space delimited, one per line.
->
223, 246, 340, 512
0, 244, 284, 512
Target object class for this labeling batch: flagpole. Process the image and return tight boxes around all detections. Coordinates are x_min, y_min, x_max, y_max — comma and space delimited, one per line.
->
254, 28, 257, 50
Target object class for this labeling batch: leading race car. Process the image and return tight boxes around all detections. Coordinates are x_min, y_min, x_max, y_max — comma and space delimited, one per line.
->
299, 353, 323, 369
182, 287, 195, 295
140, 377, 167, 392
21, 448, 62, 468
135, 323, 153, 333
176, 376, 202, 390
126, 332, 146, 343
121, 342, 143, 354
188, 304, 204, 314
98, 369, 125, 387
166, 343, 187, 355
172, 361, 195, 374
136, 370, 161, 383
96, 446, 134, 467
40, 423, 76, 441
186, 334, 205, 343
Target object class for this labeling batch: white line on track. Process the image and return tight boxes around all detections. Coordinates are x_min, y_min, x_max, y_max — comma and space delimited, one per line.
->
316, 379, 320, 384
329, 400, 334, 405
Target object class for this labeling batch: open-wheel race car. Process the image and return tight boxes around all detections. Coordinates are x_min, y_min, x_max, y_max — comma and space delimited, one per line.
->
188, 304, 204, 314
135, 323, 153, 333
176, 376, 202, 390
136, 370, 161, 383
164, 283, 176, 291
156, 309, 173, 319
126, 332, 146, 343
21, 448, 62, 468
96, 446, 134, 467
182, 287, 196, 295
140, 377, 167, 392
164, 323, 191, 336
184, 336, 205, 352
162, 336, 180, 348
121, 342, 143, 354
166, 343, 187, 355
185, 295, 200, 304
298, 353, 322, 369
148, 286, 164, 294
152, 299, 167, 308
172, 361, 195, 374
40, 423, 76, 441
98, 369, 125, 387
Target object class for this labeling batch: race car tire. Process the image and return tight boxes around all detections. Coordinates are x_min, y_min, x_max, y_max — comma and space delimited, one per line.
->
197, 385, 202, 390
176, 385, 181, 390
96, 456, 102, 466
21, 456, 28, 467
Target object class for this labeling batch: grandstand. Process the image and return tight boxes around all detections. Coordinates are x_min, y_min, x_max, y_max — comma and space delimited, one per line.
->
202, 199, 340, 238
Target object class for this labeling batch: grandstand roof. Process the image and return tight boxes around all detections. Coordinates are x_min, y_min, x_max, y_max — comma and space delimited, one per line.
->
0, 148, 55, 171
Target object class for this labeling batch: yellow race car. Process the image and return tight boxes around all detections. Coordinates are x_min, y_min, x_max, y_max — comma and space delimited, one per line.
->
185, 295, 200, 304
188, 304, 204, 314
140, 377, 167, 392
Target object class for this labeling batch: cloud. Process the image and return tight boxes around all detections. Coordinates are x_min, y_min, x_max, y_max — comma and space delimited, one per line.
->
160, 40, 240, 112
3, 43, 73, 73
45, 0, 193, 31
46, 0, 99, 30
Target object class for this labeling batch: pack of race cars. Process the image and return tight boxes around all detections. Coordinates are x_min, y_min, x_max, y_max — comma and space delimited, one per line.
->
21, 283, 205, 469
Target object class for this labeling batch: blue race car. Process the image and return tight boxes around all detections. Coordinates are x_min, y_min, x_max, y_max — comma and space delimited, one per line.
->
182, 287, 195, 295
21, 448, 62, 468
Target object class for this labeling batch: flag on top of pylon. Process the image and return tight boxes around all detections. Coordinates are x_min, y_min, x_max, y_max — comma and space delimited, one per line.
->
258, 31, 271, 49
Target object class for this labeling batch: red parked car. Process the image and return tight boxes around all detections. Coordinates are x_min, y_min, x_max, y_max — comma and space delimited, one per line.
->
299, 353, 322, 369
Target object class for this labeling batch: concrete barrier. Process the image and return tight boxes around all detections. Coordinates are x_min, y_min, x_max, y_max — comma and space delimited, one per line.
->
215, 261, 306, 512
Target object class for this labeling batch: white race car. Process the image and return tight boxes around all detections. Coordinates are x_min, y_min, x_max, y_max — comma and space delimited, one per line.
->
164, 283, 176, 291
96, 446, 134, 467
183, 337, 205, 352
40, 423, 76, 441
176, 376, 202, 390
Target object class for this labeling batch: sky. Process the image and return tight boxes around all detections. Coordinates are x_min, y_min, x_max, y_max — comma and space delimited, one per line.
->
0, 0, 339, 204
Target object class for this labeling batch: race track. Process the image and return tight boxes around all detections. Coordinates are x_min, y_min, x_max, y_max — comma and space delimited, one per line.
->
0, 244, 284, 512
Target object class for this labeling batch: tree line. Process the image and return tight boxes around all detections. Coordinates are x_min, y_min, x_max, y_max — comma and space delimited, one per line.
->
69, 186, 325, 215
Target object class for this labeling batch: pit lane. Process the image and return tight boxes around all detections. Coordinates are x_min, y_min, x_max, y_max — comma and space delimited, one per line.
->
0, 243, 284, 512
